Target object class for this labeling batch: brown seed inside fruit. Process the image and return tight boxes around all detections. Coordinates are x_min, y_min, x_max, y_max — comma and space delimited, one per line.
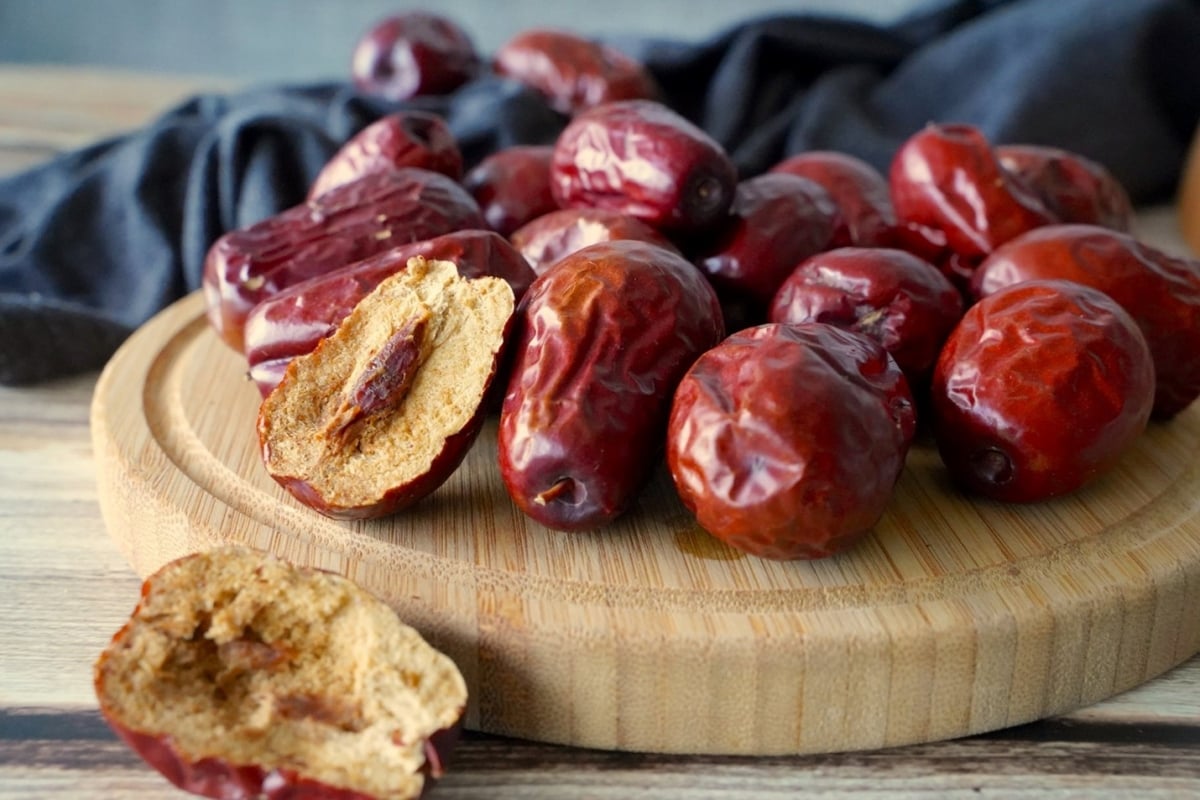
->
323, 312, 432, 444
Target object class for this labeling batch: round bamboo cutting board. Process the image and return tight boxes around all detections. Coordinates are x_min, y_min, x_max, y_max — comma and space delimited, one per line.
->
92, 290, 1200, 756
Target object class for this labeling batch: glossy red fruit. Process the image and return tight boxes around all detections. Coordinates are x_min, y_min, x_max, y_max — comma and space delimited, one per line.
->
932, 279, 1154, 503
202, 168, 484, 352
492, 28, 658, 115
770, 151, 896, 247
499, 239, 724, 531
890, 123, 1057, 286
309, 112, 463, 200
996, 144, 1133, 232
508, 207, 679, 275
461, 145, 557, 236
550, 99, 738, 233
693, 172, 841, 310
667, 322, 916, 560
244, 229, 536, 396
351, 12, 480, 101
769, 247, 963, 384
971, 224, 1200, 419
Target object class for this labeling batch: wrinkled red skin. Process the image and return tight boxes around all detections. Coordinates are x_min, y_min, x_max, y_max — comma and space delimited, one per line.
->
932, 280, 1154, 503
693, 173, 842, 312
509, 207, 679, 275
971, 224, 1200, 419
308, 112, 464, 200
770, 151, 897, 247
667, 323, 916, 560
499, 240, 724, 531
889, 123, 1057, 288
351, 12, 480, 102
769, 247, 963, 385
244, 230, 536, 397
550, 99, 738, 233
462, 145, 557, 236
996, 144, 1133, 232
492, 28, 659, 115
202, 168, 484, 352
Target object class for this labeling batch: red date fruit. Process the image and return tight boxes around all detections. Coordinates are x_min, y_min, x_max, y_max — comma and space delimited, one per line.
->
694, 173, 842, 309
244, 230, 536, 396
668, 323, 916, 560
769, 247, 963, 384
461, 145, 557, 236
932, 279, 1154, 503
550, 99, 738, 233
770, 151, 897, 247
202, 168, 484, 352
499, 240, 724, 531
509, 207, 679, 275
996, 144, 1133, 232
971, 224, 1200, 419
351, 12, 480, 101
890, 123, 1057, 285
492, 28, 658, 116
259, 257, 514, 518
308, 111, 464, 200
94, 546, 467, 800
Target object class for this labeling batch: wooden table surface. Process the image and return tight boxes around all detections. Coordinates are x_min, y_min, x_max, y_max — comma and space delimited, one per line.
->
3, 65, 1200, 799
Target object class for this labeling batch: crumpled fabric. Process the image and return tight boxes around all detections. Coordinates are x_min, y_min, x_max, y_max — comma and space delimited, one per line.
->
1, 0, 1197, 384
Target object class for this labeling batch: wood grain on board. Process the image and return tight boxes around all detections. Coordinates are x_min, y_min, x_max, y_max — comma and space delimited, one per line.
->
91, 290, 1200, 756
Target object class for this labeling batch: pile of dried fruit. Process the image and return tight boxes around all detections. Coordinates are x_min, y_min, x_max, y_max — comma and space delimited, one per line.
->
198, 11, 1200, 565
100, 12, 1200, 800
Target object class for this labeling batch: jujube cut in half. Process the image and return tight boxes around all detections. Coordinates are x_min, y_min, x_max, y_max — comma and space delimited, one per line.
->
971, 224, 1200, 419
94, 546, 467, 800
258, 257, 514, 519
550, 99, 738, 233
243, 230, 535, 397
308, 112, 464, 200
498, 239, 724, 531
351, 11, 480, 101
667, 323, 916, 560
932, 279, 1154, 503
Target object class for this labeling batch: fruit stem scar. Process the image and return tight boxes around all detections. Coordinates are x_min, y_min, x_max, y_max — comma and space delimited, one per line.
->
321, 312, 432, 443
534, 477, 575, 505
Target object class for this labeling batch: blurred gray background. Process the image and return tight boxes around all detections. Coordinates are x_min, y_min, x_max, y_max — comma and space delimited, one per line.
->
0, 0, 923, 83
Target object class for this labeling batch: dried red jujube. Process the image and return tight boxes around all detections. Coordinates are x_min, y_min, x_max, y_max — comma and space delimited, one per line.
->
202, 168, 484, 352
308, 112, 463, 200
971, 223, 1200, 419
931, 279, 1154, 503
770, 150, 896, 248
498, 239, 724, 531
769, 247, 963, 384
508, 207, 678, 275
351, 12, 480, 101
492, 28, 658, 115
667, 322, 916, 560
461, 145, 557, 237
550, 99, 738, 233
